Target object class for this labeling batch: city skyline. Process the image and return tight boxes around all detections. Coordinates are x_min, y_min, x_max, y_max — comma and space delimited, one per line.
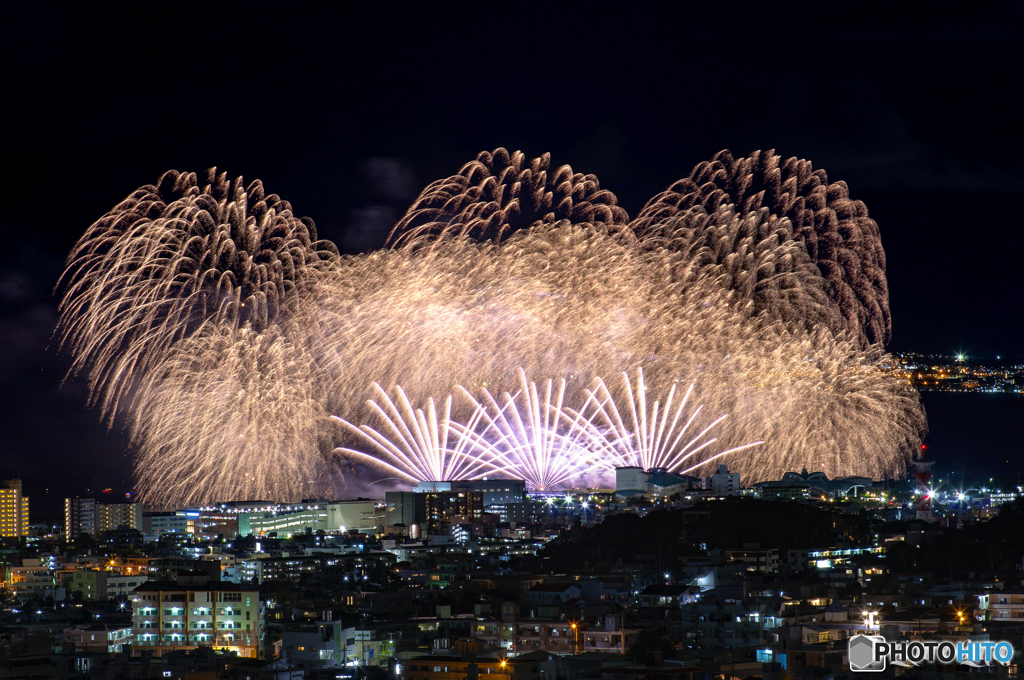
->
2, 5, 1022, 506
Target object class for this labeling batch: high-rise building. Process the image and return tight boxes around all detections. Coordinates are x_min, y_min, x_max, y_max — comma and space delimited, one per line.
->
66, 498, 143, 538
99, 502, 144, 533
384, 489, 483, 532
66, 497, 97, 538
0, 480, 29, 538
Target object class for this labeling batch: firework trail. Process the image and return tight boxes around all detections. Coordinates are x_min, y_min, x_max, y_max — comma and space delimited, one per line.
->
57, 169, 338, 421
387, 148, 631, 249
131, 325, 331, 506
57, 149, 926, 503
639, 204, 838, 338
631, 150, 889, 348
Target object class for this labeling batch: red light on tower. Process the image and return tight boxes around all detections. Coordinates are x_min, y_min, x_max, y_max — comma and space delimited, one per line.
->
911, 445, 935, 520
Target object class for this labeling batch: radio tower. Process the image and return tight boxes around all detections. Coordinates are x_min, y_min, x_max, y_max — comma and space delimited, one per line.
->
911, 444, 935, 521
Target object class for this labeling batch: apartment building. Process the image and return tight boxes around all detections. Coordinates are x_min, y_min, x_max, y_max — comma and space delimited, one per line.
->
1, 479, 29, 538
131, 571, 261, 658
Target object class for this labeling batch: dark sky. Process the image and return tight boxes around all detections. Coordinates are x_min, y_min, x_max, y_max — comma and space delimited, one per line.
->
2, 3, 1022, 512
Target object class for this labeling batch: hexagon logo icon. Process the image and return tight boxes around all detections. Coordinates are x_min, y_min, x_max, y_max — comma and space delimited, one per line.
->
849, 635, 885, 672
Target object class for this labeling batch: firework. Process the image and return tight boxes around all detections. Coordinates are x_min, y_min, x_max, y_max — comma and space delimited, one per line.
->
571, 368, 764, 475
57, 150, 926, 504
632, 149, 889, 347
387, 148, 631, 249
311, 222, 921, 486
332, 383, 505, 483
637, 204, 839, 337
455, 369, 609, 491
131, 325, 331, 506
57, 169, 338, 420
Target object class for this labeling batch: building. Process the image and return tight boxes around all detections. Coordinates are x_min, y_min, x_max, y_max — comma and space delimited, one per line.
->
614, 467, 697, 498
241, 500, 377, 538
646, 470, 693, 497
66, 497, 97, 538
753, 469, 873, 498
710, 465, 740, 496
241, 551, 395, 585
281, 621, 396, 668
100, 501, 144, 533
755, 479, 810, 499
614, 467, 650, 497
63, 624, 133, 653
144, 511, 194, 536
385, 492, 428, 533
472, 606, 636, 657
404, 639, 541, 680
415, 480, 527, 507
108, 573, 150, 600
66, 498, 144, 538
984, 591, 1024, 621
70, 570, 109, 601
5, 557, 56, 600
131, 571, 262, 658
385, 490, 484, 532
323, 500, 378, 533
0, 479, 29, 538
191, 509, 240, 539
425, 490, 483, 528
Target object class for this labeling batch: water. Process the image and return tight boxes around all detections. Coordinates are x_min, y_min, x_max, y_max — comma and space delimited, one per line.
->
918, 392, 1024, 490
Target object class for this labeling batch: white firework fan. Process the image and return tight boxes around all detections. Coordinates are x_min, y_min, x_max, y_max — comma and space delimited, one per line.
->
459, 368, 612, 491
332, 383, 508, 483
573, 368, 763, 475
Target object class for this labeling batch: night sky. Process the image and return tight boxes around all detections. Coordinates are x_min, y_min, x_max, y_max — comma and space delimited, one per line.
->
2, 4, 1022, 512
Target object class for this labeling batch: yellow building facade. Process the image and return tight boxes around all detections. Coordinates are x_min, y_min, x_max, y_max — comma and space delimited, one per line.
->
0, 479, 29, 538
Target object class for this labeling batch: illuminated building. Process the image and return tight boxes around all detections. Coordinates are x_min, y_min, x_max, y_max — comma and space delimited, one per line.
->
144, 511, 194, 535
67, 497, 144, 538
100, 501, 144, 533
0, 479, 29, 538
63, 624, 134, 653
385, 489, 484, 533
711, 464, 741, 496
65, 497, 97, 538
131, 571, 261, 658
240, 499, 377, 538
414, 479, 526, 507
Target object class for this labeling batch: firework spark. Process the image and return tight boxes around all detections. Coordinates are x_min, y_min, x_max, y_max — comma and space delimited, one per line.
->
632, 149, 890, 348
387, 148, 631, 249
